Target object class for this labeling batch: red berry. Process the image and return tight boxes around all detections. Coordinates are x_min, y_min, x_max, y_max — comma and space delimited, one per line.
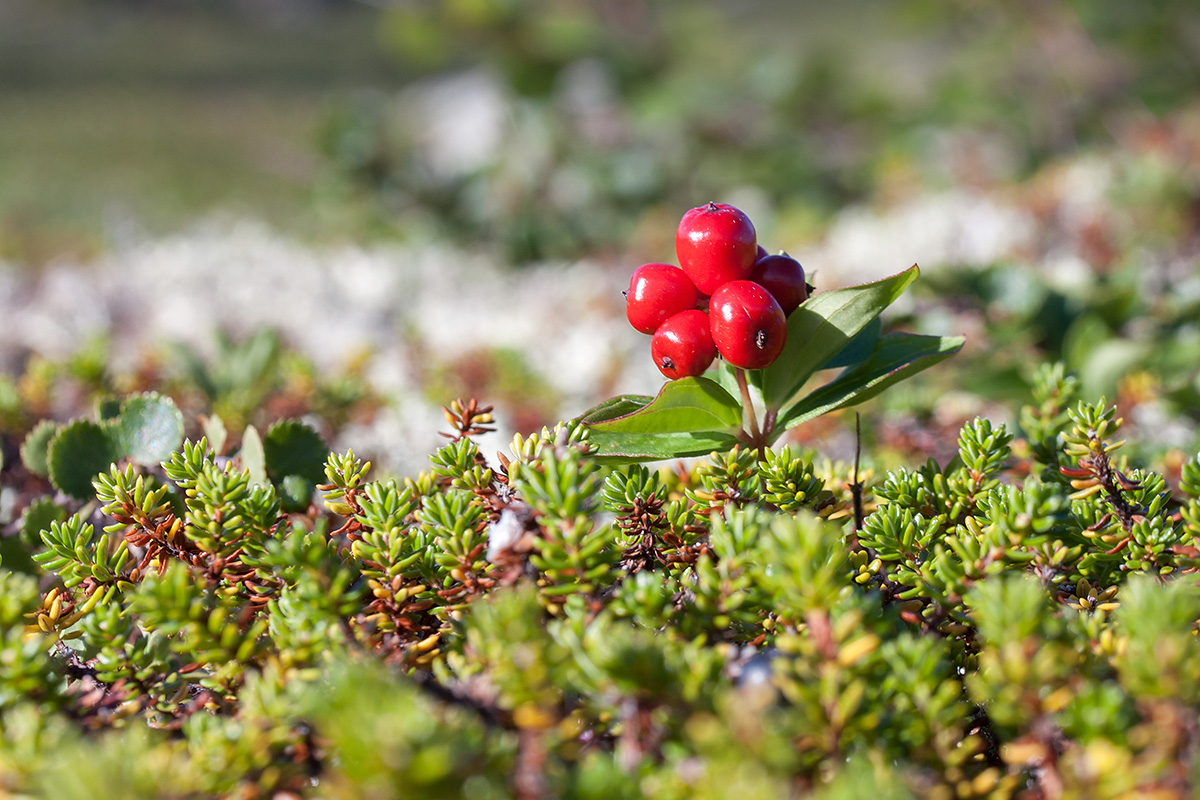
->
755, 244, 769, 262
709, 280, 787, 369
651, 310, 717, 380
625, 263, 700, 334
675, 203, 757, 295
751, 253, 808, 315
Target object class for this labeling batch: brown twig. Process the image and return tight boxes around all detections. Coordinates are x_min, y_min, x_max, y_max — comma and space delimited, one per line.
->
441, 398, 496, 440
850, 413, 865, 531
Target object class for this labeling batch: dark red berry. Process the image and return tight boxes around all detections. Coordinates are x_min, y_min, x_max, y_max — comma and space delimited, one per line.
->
709, 280, 787, 369
751, 253, 808, 315
625, 263, 700, 334
675, 203, 757, 295
755, 244, 769, 262
651, 310, 717, 380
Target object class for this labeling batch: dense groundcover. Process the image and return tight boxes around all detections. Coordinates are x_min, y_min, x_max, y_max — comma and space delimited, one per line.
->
1, 360, 1200, 800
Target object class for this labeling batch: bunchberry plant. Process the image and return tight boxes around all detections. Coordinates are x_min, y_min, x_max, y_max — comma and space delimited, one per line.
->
595, 202, 964, 459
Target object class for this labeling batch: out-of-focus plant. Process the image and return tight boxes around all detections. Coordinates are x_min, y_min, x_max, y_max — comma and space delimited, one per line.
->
0, 332, 378, 475
904, 0, 1200, 154
318, 0, 1200, 262
319, 1, 912, 261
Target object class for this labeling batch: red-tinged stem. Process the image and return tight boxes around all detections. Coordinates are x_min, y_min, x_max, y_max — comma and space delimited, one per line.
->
762, 407, 778, 441
735, 367, 762, 450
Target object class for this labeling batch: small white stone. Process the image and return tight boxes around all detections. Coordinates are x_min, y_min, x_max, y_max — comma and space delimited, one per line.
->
486, 508, 525, 562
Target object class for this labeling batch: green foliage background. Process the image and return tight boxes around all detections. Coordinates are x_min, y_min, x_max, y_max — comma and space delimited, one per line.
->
4, 0, 1199, 261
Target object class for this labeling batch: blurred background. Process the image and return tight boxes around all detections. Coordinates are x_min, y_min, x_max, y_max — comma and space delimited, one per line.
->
2, 0, 1200, 476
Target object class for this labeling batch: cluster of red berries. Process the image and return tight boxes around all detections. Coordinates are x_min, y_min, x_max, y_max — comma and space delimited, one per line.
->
626, 203, 807, 379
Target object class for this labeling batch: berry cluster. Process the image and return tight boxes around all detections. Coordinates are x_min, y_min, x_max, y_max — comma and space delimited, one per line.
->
626, 203, 807, 379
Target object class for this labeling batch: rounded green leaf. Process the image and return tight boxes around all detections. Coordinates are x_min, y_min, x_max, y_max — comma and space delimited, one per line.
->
20, 419, 58, 477
47, 419, 118, 500
114, 392, 185, 466
21, 496, 66, 546
0, 534, 35, 575
263, 420, 327, 485
280, 474, 315, 513
5, 497, 65, 575
94, 395, 123, 421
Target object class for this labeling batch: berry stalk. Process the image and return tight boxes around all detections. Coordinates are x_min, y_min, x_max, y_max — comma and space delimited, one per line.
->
735, 367, 772, 453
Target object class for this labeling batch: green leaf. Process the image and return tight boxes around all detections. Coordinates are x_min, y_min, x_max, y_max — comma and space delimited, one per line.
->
200, 413, 228, 455
6, 497, 66, 575
263, 420, 327, 485
706, 360, 741, 399
169, 340, 218, 400
821, 317, 882, 370
0, 537, 35, 575
47, 419, 118, 500
589, 377, 741, 432
280, 474, 315, 513
21, 496, 66, 546
241, 425, 268, 487
577, 394, 653, 425
777, 333, 965, 432
584, 377, 742, 461
114, 392, 185, 466
94, 395, 123, 421
586, 430, 742, 462
20, 419, 58, 477
762, 266, 919, 409
706, 361, 765, 410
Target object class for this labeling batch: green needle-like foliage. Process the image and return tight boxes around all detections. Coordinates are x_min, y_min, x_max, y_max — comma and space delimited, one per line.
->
759, 445, 828, 512
1019, 361, 1080, 475
6, 377, 1200, 798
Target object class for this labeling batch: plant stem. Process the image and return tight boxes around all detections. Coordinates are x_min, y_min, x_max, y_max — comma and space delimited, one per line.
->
735, 367, 761, 446
763, 407, 777, 440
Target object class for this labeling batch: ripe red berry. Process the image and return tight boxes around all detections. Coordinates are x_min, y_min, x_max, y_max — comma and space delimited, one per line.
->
625, 263, 700, 335
651, 310, 717, 380
709, 280, 787, 369
750, 253, 808, 315
675, 203, 757, 295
